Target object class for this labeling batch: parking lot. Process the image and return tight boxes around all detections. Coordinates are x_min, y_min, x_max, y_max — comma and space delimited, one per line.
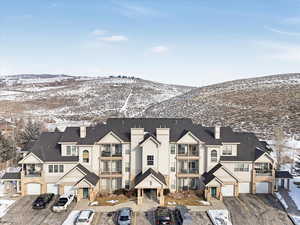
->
224, 194, 293, 225
0, 196, 74, 225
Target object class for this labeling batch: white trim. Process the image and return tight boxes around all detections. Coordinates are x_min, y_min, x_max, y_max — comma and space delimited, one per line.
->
140, 136, 160, 147
96, 131, 124, 143
18, 152, 43, 164
177, 131, 204, 144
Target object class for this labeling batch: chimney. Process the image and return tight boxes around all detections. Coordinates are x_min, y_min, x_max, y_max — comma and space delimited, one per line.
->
214, 123, 221, 139
80, 126, 86, 138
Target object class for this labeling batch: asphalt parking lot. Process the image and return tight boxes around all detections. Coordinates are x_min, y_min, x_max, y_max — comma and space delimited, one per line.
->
0, 196, 74, 225
95, 208, 212, 225
223, 194, 293, 225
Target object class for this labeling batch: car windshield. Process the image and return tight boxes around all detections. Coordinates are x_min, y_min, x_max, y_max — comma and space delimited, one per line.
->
57, 198, 68, 204
120, 216, 129, 221
78, 218, 88, 222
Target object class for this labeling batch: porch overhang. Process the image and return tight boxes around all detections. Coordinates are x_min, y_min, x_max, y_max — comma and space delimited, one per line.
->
134, 168, 167, 189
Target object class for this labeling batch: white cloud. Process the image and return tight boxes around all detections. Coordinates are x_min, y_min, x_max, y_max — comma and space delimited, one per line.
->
91, 29, 108, 36
255, 41, 300, 62
151, 46, 169, 54
99, 35, 128, 42
265, 26, 300, 36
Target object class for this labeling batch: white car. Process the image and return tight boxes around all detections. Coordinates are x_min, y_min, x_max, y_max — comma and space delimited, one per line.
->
52, 193, 75, 212
117, 208, 133, 225
75, 210, 95, 225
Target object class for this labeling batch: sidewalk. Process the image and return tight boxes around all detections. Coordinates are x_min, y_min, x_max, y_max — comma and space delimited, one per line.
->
74, 198, 227, 212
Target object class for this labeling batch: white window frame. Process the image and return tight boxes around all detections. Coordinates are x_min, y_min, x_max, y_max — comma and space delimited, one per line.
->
147, 155, 154, 166
222, 145, 233, 156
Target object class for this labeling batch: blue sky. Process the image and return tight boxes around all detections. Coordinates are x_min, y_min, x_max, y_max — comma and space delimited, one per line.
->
1, 0, 300, 86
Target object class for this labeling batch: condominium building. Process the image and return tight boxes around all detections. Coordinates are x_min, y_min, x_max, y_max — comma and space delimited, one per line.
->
2, 118, 278, 204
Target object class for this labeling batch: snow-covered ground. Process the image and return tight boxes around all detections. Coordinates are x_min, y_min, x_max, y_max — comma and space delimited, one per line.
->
61, 210, 80, 225
0, 199, 15, 217
207, 210, 232, 225
289, 177, 300, 210
290, 215, 300, 225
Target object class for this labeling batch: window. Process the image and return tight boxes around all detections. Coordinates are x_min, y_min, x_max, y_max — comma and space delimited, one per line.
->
54, 165, 58, 173
211, 150, 217, 162
83, 150, 89, 163
171, 162, 175, 172
114, 144, 122, 155
66, 146, 71, 155
234, 163, 249, 172
178, 144, 187, 155
125, 162, 130, 172
223, 145, 233, 155
48, 165, 53, 173
170, 144, 176, 154
147, 155, 154, 166
49, 164, 64, 173
71, 146, 77, 156
59, 165, 64, 173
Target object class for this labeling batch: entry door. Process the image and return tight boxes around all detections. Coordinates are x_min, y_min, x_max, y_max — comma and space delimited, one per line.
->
211, 187, 217, 197
83, 188, 89, 199
280, 179, 285, 188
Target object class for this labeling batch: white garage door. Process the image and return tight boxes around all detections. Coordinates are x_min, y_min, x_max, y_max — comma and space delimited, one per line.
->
27, 183, 41, 195
256, 182, 269, 193
47, 184, 58, 195
239, 182, 250, 193
64, 185, 75, 194
221, 184, 234, 196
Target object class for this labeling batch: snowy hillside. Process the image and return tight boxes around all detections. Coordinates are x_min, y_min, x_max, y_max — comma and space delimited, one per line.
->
0, 74, 193, 128
144, 73, 300, 139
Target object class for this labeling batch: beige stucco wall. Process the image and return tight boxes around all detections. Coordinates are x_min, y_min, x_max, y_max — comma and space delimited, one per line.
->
206, 146, 222, 171
221, 162, 252, 182
141, 139, 159, 173
130, 128, 144, 181
157, 128, 170, 176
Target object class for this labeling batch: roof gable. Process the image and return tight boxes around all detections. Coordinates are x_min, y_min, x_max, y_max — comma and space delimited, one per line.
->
97, 131, 123, 144
177, 131, 202, 144
140, 134, 161, 147
134, 168, 167, 188
18, 152, 43, 164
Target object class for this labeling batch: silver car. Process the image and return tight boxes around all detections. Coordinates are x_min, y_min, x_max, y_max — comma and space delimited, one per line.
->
117, 208, 133, 225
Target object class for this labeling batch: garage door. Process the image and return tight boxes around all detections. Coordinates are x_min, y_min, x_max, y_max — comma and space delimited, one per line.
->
221, 184, 234, 196
64, 185, 75, 194
256, 182, 269, 193
47, 184, 58, 195
27, 183, 41, 195
239, 182, 250, 193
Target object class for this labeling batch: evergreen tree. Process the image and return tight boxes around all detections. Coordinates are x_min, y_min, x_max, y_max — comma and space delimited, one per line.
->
0, 132, 13, 162
18, 120, 42, 148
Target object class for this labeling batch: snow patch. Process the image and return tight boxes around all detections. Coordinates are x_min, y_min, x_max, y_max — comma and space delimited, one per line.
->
275, 192, 288, 209
207, 210, 232, 225
289, 177, 300, 210
0, 199, 15, 217
62, 210, 80, 225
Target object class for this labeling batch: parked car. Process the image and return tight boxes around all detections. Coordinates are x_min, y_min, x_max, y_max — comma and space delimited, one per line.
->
52, 193, 75, 212
75, 210, 95, 225
117, 208, 133, 225
32, 193, 54, 209
155, 207, 174, 225
174, 207, 193, 225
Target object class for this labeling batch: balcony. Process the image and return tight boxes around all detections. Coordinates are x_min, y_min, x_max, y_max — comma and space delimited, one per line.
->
23, 164, 42, 177
255, 170, 273, 176
178, 168, 199, 174
101, 151, 122, 159
100, 169, 122, 177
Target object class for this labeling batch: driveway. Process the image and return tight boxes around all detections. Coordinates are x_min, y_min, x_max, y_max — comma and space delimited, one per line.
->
0, 196, 74, 225
223, 194, 293, 225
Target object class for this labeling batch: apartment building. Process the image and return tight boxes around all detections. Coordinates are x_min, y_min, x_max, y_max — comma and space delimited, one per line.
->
3, 118, 277, 204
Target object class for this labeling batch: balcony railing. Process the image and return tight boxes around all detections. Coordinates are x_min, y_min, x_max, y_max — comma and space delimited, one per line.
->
101, 170, 122, 175
101, 151, 122, 157
178, 168, 199, 174
24, 171, 42, 177
255, 170, 272, 176
177, 151, 199, 156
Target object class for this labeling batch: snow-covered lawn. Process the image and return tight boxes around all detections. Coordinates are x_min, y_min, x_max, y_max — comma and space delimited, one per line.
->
289, 215, 300, 225
207, 210, 232, 225
274, 192, 288, 209
0, 199, 15, 218
289, 177, 300, 210
61, 210, 80, 225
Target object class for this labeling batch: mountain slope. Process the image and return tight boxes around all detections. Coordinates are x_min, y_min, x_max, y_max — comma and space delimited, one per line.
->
0, 75, 194, 123
144, 73, 300, 139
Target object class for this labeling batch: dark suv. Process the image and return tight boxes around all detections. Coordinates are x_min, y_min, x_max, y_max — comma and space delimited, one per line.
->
32, 193, 54, 209
155, 207, 174, 225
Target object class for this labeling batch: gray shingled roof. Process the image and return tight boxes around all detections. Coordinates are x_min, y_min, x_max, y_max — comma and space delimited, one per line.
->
1, 172, 21, 180
275, 171, 293, 179
25, 118, 269, 163
29, 132, 78, 162
202, 163, 223, 185
76, 164, 100, 186
134, 168, 167, 186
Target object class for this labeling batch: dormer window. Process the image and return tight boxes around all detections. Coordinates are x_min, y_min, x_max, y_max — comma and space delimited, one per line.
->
66, 146, 78, 156
223, 145, 233, 156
